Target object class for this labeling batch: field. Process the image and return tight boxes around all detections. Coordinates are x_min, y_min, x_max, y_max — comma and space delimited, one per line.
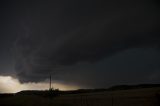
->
0, 87, 160, 106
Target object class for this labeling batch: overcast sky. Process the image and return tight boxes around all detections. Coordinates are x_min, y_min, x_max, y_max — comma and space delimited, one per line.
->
0, 0, 160, 92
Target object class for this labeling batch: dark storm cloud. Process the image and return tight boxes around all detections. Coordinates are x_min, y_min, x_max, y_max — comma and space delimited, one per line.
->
0, 0, 160, 87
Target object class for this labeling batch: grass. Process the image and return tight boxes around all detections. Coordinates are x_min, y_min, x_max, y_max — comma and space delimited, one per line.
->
0, 87, 160, 106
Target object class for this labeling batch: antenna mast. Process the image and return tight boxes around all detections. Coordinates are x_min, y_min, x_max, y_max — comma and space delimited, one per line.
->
49, 75, 51, 90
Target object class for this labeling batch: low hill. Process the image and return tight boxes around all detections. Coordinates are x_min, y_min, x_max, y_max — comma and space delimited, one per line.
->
14, 84, 160, 96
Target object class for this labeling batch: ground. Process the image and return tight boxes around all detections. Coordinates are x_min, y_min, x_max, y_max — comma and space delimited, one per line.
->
0, 87, 160, 106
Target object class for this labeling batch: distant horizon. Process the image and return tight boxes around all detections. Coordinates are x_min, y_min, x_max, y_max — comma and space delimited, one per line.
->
0, 75, 160, 93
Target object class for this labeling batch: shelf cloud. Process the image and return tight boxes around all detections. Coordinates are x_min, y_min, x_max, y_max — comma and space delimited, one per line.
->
0, 0, 160, 91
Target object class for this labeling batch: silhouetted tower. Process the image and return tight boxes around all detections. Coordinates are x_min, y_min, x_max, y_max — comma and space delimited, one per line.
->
49, 75, 52, 90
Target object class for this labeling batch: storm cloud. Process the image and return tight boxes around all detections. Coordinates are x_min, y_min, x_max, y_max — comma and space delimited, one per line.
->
0, 0, 160, 88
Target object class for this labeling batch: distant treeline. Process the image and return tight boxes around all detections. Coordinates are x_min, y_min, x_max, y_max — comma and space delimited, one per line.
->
16, 90, 59, 97
14, 84, 160, 96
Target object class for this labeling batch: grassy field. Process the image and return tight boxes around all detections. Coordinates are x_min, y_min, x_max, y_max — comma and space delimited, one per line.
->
0, 87, 160, 106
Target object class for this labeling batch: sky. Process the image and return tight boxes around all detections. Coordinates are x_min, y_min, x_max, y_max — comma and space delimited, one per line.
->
0, 0, 160, 93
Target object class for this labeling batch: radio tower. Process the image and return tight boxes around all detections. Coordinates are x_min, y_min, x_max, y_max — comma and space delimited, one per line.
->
49, 75, 52, 90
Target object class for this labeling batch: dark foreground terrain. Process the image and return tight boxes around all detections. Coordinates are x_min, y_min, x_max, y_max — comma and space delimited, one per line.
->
0, 87, 160, 106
